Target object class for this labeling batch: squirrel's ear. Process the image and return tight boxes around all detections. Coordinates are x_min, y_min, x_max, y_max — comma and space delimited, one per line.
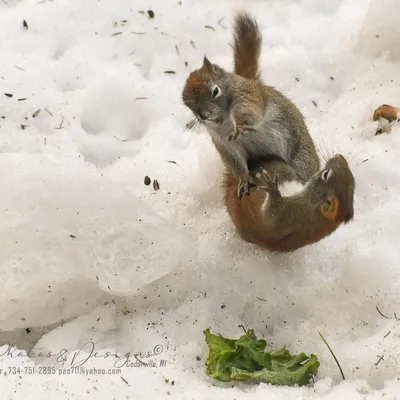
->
319, 196, 339, 221
203, 55, 214, 72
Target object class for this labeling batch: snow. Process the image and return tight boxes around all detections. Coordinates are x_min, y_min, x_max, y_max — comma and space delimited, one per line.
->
0, 0, 400, 398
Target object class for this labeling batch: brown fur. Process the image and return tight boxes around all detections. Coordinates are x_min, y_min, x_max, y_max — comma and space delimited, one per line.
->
373, 104, 400, 122
182, 71, 211, 107
233, 11, 262, 80
224, 156, 355, 253
182, 11, 320, 199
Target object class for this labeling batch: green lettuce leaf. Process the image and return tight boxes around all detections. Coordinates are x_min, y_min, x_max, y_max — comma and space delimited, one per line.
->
204, 328, 319, 386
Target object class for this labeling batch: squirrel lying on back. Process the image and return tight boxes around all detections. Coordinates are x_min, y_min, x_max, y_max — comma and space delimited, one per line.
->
224, 154, 355, 252
182, 11, 320, 199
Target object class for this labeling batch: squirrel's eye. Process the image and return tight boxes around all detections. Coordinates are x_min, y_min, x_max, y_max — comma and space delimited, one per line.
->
212, 86, 220, 98
322, 169, 333, 181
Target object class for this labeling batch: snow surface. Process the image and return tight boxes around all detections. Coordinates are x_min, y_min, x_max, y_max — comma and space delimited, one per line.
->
0, 0, 400, 398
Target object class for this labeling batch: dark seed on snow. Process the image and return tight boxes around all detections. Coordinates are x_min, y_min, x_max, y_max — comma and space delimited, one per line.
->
153, 179, 160, 191
144, 176, 151, 186
148, 10, 155, 19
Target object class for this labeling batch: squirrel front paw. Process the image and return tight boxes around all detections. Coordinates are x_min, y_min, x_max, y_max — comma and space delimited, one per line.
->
237, 175, 256, 200
255, 170, 281, 198
228, 125, 256, 142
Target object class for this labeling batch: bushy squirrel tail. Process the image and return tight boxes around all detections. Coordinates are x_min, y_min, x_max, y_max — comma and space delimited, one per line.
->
233, 11, 262, 80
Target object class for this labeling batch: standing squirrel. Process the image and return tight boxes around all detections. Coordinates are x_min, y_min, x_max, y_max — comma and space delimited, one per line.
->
182, 11, 320, 199
224, 154, 355, 252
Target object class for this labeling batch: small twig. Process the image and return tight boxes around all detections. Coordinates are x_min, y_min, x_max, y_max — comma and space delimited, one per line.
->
45, 108, 54, 116
218, 17, 227, 29
135, 97, 148, 100
394, 313, 399, 321
15, 65, 25, 71
121, 377, 129, 385
113, 135, 128, 142
131, 31, 146, 35
376, 306, 389, 319
256, 296, 267, 302
383, 331, 391, 338
318, 332, 345, 380
374, 355, 384, 367
55, 116, 64, 130
238, 324, 247, 333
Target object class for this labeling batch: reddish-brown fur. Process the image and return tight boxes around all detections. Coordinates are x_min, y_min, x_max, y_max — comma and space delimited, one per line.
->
182, 70, 210, 98
224, 171, 344, 252
233, 12, 262, 80
373, 104, 400, 122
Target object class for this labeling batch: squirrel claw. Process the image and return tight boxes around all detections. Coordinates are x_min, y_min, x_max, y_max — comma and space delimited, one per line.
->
228, 126, 256, 142
228, 132, 236, 142
237, 175, 257, 199
228, 129, 242, 142
255, 170, 281, 197
237, 178, 252, 200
